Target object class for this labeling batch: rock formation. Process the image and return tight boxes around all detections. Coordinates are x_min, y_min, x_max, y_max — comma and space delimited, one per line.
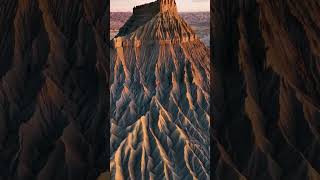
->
110, 0, 210, 179
0, 0, 108, 179
212, 0, 320, 179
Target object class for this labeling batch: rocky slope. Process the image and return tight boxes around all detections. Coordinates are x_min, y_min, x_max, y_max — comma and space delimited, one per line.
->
212, 0, 320, 179
0, 0, 108, 179
110, 0, 210, 179
110, 12, 210, 47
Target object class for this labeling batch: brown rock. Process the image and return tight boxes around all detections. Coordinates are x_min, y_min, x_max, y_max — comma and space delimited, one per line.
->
212, 0, 320, 179
0, 0, 108, 179
110, 0, 210, 179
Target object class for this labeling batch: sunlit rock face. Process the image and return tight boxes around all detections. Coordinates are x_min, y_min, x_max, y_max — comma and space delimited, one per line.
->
110, 0, 210, 179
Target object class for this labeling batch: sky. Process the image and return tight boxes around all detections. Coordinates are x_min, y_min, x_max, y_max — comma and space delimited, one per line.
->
111, 0, 210, 12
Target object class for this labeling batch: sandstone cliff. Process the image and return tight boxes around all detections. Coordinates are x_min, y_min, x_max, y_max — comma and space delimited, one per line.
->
110, 0, 210, 179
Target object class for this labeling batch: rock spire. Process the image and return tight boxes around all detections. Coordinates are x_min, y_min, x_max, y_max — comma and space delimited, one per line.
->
159, 0, 177, 13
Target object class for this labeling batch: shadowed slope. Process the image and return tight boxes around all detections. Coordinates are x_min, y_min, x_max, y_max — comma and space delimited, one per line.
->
212, 0, 320, 179
0, 0, 108, 179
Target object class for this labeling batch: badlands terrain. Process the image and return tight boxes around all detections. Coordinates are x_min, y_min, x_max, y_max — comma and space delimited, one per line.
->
212, 0, 320, 179
0, 0, 319, 179
0, 0, 108, 179
110, 0, 210, 179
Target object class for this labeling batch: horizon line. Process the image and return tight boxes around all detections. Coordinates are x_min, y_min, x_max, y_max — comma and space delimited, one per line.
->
110, 11, 210, 13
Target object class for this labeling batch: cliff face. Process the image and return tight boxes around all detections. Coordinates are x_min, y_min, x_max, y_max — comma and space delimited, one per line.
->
0, 0, 108, 180
159, 0, 177, 13
212, 0, 320, 179
116, 0, 179, 39
110, 0, 210, 179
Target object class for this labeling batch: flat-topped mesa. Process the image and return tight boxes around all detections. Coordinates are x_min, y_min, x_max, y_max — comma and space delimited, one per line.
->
132, 1, 160, 15
117, 1, 160, 37
113, 0, 197, 46
132, 0, 177, 14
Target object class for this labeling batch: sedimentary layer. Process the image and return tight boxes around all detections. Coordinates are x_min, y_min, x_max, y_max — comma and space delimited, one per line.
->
110, 0, 210, 179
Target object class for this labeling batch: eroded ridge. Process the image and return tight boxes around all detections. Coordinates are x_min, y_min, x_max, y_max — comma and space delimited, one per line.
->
110, 0, 210, 179
212, 0, 320, 179
0, 0, 108, 179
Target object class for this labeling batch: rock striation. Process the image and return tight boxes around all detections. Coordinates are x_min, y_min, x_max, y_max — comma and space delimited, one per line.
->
110, 0, 210, 179
212, 0, 320, 179
0, 0, 108, 180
